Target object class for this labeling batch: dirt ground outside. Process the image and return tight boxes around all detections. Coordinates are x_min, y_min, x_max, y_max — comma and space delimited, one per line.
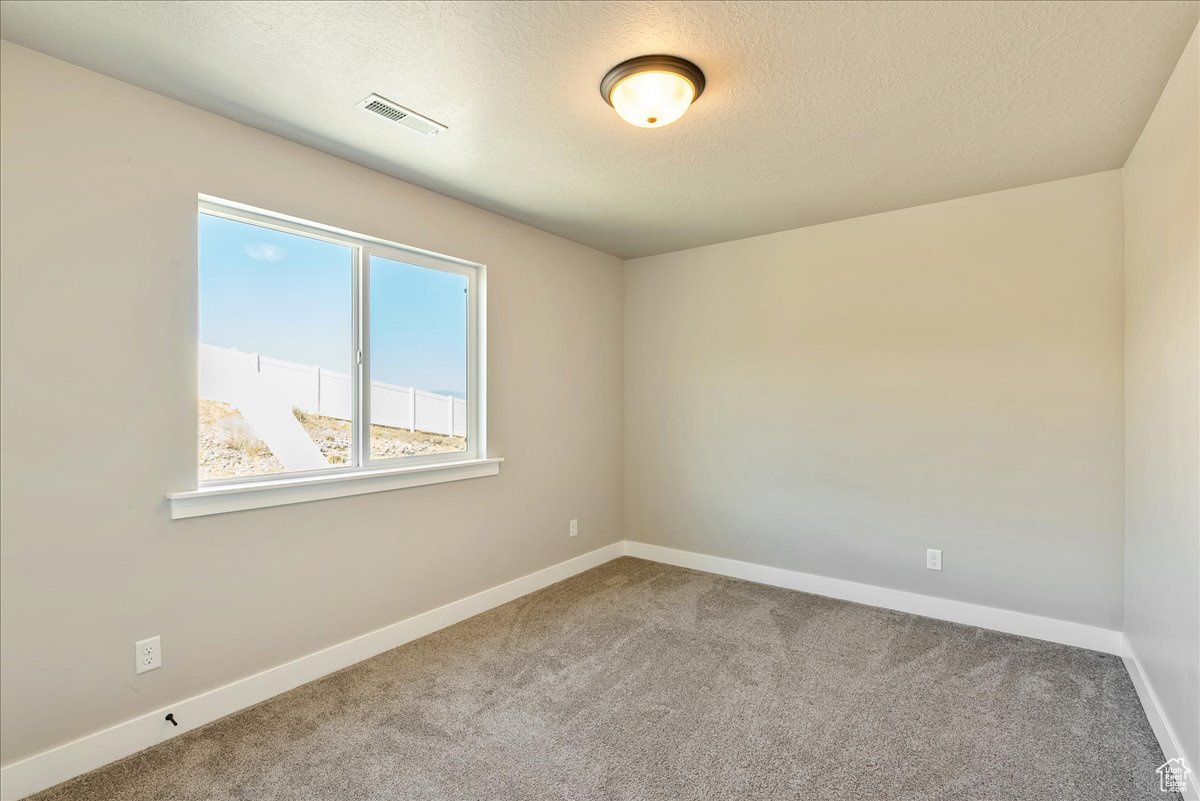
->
199, 399, 466, 481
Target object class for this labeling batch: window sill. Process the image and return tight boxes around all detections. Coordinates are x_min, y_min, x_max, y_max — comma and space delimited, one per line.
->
168, 457, 503, 519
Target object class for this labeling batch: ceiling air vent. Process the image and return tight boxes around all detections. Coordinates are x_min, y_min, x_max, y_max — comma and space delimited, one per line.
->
357, 94, 447, 137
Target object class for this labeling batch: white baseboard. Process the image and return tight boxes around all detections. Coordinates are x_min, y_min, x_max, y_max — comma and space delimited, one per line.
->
1123, 635, 1199, 801
1, 540, 1173, 801
0, 542, 625, 801
624, 541, 1126, 655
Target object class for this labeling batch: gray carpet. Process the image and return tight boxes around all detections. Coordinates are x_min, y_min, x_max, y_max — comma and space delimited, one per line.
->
29, 557, 1173, 801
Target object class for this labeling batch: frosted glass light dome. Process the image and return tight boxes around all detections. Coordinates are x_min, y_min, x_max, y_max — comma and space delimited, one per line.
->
601, 56, 705, 129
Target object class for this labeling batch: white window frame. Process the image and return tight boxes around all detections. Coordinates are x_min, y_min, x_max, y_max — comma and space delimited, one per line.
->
169, 196, 497, 518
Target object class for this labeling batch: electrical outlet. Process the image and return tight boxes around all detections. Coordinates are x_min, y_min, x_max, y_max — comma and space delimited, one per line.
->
569, 519, 578, 538
926, 549, 942, 571
135, 635, 162, 674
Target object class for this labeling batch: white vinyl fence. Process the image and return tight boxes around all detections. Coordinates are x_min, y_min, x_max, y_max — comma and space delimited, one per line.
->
200, 344, 466, 437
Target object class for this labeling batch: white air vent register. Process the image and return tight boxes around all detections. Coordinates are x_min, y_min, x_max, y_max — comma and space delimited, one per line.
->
357, 94, 447, 137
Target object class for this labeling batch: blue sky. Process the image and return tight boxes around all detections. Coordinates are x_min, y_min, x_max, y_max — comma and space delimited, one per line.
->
199, 214, 467, 396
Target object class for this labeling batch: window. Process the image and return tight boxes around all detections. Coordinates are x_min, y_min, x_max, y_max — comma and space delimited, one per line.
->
192, 197, 486, 497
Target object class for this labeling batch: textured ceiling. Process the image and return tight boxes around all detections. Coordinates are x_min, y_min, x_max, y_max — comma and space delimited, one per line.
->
2, 1, 1197, 258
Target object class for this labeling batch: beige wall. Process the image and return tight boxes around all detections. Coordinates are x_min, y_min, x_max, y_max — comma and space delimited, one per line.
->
1123, 25, 1199, 770
625, 171, 1126, 629
0, 42, 624, 765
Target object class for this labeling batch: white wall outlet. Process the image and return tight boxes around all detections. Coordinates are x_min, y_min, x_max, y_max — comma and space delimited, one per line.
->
135, 635, 162, 674
926, 548, 943, 571
569, 519, 578, 538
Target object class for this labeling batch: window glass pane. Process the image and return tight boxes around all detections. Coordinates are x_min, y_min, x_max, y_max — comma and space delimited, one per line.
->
198, 214, 353, 481
368, 255, 468, 460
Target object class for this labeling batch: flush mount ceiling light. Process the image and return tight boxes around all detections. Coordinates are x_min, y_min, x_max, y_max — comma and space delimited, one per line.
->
600, 55, 705, 129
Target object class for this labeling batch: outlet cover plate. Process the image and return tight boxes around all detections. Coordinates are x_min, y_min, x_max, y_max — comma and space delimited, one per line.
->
926, 549, 943, 571
135, 635, 162, 674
